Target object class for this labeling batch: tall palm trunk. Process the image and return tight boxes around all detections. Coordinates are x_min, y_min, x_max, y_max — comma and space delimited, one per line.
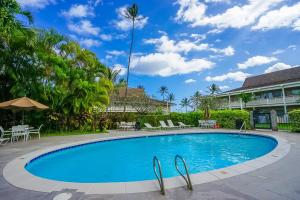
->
123, 19, 135, 113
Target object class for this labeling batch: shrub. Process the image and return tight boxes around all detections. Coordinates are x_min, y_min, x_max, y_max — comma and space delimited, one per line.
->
289, 110, 300, 132
210, 110, 250, 129
106, 109, 250, 130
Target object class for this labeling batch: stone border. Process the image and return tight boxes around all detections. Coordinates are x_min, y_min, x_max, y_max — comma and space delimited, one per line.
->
3, 130, 290, 194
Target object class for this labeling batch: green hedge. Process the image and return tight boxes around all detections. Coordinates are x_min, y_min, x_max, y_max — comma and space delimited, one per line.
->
107, 110, 250, 129
289, 110, 300, 132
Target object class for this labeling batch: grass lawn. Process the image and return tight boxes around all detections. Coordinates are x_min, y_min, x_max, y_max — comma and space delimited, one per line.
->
255, 123, 293, 131
41, 130, 108, 137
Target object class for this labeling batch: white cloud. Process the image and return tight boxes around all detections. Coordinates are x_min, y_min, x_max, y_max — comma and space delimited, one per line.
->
17, 0, 55, 9
237, 56, 278, 69
106, 50, 126, 56
62, 4, 94, 18
79, 38, 101, 48
272, 45, 297, 55
175, 0, 282, 29
144, 35, 209, 54
272, 49, 285, 55
112, 64, 127, 76
288, 45, 297, 50
175, 0, 207, 26
190, 33, 206, 42
264, 63, 292, 73
185, 79, 196, 84
114, 6, 148, 31
88, 0, 102, 7
144, 35, 234, 56
131, 52, 215, 77
68, 20, 100, 36
99, 34, 112, 41
205, 0, 231, 3
211, 46, 235, 56
205, 71, 251, 82
220, 85, 230, 91
207, 28, 223, 34
252, 2, 300, 31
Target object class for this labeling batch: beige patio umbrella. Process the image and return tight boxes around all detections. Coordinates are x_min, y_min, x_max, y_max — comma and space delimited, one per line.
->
0, 97, 49, 124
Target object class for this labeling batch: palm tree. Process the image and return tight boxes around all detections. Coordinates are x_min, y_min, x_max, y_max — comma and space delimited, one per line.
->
167, 93, 175, 104
159, 86, 168, 101
191, 91, 202, 110
106, 67, 121, 84
180, 98, 190, 113
0, 0, 33, 39
208, 83, 221, 95
123, 3, 141, 113
166, 93, 175, 113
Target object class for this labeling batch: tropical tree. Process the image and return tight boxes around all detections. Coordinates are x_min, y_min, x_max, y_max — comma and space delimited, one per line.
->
159, 86, 169, 101
191, 91, 202, 110
167, 93, 175, 104
0, 0, 113, 131
0, 0, 33, 42
106, 67, 121, 84
208, 83, 221, 95
239, 92, 253, 108
123, 3, 142, 113
166, 93, 175, 113
180, 98, 191, 113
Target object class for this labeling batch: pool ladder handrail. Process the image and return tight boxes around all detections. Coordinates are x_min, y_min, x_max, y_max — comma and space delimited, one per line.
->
153, 156, 165, 195
174, 155, 193, 191
239, 121, 247, 132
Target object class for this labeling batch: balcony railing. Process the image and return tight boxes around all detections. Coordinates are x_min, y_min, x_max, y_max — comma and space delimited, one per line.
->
221, 96, 300, 108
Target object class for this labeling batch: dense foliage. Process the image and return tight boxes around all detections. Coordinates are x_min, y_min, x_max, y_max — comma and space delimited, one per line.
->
0, 0, 113, 131
289, 110, 300, 132
105, 110, 250, 130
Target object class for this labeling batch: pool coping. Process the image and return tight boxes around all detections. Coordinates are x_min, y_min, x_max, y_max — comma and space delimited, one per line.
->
3, 130, 290, 195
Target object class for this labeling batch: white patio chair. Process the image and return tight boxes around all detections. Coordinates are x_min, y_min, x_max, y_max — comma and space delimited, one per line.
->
207, 120, 216, 128
119, 122, 128, 130
167, 120, 180, 129
0, 126, 10, 145
11, 126, 27, 142
198, 120, 210, 128
29, 124, 43, 139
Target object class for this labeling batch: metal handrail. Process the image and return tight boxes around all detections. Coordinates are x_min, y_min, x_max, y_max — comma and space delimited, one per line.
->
153, 156, 165, 195
239, 121, 246, 132
174, 155, 193, 190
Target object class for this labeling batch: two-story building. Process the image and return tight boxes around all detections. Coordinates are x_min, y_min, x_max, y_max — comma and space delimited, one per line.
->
216, 66, 300, 116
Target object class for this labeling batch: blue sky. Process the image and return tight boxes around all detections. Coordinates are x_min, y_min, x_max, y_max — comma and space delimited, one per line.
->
18, 0, 300, 111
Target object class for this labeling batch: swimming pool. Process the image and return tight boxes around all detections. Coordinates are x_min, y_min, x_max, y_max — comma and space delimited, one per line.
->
25, 133, 277, 183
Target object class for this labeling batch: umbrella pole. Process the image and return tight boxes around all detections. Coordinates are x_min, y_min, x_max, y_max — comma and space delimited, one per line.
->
22, 110, 24, 125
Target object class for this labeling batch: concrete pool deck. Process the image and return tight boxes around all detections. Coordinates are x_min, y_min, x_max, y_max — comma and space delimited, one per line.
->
0, 129, 300, 199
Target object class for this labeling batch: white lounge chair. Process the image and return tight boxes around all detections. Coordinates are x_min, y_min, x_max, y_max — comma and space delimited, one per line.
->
29, 124, 43, 139
167, 120, 180, 129
144, 123, 161, 130
159, 121, 172, 129
0, 126, 10, 145
178, 122, 193, 128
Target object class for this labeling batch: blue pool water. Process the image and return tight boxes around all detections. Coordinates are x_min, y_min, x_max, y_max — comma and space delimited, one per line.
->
25, 133, 277, 183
